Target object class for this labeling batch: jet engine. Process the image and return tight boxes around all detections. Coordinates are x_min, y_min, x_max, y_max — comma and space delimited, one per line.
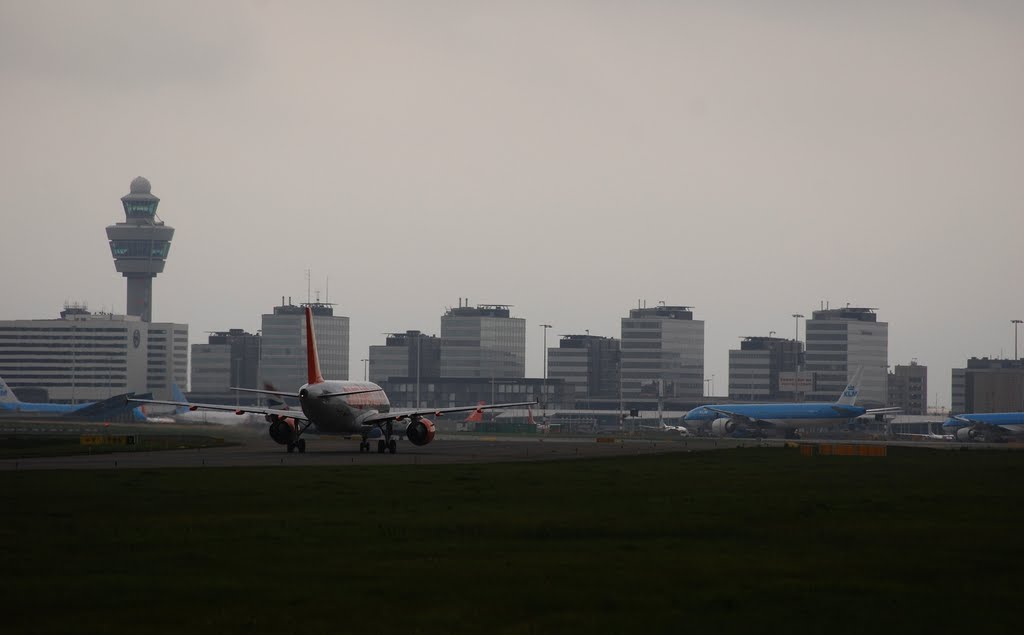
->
711, 418, 736, 436
955, 427, 977, 442
267, 415, 298, 445
405, 417, 436, 446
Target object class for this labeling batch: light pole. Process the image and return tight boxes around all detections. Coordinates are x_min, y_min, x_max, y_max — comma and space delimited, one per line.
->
540, 324, 552, 413
360, 358, 368, 382
792, 313, 804, 401
1013, 319, 1022, 361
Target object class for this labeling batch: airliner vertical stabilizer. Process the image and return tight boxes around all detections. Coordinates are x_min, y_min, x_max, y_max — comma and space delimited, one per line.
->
305, 306, 325, 385
835, 367, 863, 406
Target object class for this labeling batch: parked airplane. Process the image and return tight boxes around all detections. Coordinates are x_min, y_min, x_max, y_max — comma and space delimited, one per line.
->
0, 375, 96, 415
941, 412, 1024, 442
132, 307, 535, 454
640, 420, 691, 436
895, 425, 954, 442
684, 369, 900, 438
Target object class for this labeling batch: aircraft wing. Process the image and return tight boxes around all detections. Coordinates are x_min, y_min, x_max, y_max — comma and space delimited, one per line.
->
361, 401, 537, 425
703, 406, 770, 428
127, 397, 307, 422
866, 407, 902, 415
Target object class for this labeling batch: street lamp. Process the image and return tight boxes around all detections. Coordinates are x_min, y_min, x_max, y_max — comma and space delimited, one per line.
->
540, 324, 552, 412
1013, 319, 1022, 361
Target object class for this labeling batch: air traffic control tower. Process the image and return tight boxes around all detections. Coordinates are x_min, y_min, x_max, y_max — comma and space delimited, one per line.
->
105, 177, 174, 322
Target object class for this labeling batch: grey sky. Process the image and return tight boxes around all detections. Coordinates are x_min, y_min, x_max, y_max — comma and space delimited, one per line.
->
1, 1, 1022, 408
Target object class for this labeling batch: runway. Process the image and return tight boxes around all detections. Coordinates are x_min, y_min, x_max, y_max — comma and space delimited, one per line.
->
0, 433, 721, 471
1, 421, 1013, 471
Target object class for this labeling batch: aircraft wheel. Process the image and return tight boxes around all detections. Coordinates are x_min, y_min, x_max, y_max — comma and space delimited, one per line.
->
388, 439, 397, 454
287, 442, 295, 453
297, 439, 306, 453
377, 440, 386, 453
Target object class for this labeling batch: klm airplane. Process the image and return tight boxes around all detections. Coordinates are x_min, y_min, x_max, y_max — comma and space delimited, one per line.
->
684, 368, 899, 438
941, 412, 1024, 442
0, 375, 96, 415
1, 375, 145, 421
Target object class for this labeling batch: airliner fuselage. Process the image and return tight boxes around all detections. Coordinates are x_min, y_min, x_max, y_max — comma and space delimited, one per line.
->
298, 380, 390, 434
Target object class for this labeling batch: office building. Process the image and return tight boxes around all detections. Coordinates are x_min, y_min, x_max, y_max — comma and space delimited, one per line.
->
728, 336, 802, 401
440, 302, 525, 378
804, 306, 888, 406
368, 331, 441, 385
888, 361, 928, 415
547, 334, 620, 400
620, 304, 704, 401
951, 358, 1024, 413
190, 329, 262, 404
379, 376, 568, 411
105, 176, 175, 322
260, 300, 349, 390
0, 305, 186, 402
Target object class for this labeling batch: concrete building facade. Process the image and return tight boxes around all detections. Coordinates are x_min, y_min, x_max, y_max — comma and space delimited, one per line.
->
0, 305, 186, 402
804, 307, 888, 406
547, 334, 620, 400
620, 305, 704, 401
368, 331, 441, 386
951, 358, 1024, 413
888, 361, 928, 415
190, 329, 262, 404
260, 300, 348, 390
728, 336, 802, 401
440, 303, 525, 379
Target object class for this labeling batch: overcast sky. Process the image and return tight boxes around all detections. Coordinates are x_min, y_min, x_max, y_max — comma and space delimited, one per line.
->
1, 1, 1021, 408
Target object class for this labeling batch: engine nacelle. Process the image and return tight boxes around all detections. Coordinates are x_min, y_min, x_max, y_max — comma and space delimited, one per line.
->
955, 427, 977, 442
405, 417, 436, 446
711, 418, 736, 436
268, 415, 298, 445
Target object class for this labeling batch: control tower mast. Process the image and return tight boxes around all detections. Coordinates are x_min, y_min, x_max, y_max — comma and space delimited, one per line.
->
105, 177, 174, 322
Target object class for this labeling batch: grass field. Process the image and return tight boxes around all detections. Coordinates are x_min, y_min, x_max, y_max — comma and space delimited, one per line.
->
0, 434, 232, 458
2, 447, 1022, 634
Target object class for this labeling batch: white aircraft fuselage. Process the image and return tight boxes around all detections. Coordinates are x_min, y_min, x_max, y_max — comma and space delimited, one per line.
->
298, 380, 390, 434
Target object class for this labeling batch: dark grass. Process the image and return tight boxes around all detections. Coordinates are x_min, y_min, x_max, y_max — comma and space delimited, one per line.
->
2, 447, 1022, 634
0, 434, 231, 458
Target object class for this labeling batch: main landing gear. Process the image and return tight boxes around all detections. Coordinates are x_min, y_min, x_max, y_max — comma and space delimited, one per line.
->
359, 421, 398, 454
286, 439, 307, 453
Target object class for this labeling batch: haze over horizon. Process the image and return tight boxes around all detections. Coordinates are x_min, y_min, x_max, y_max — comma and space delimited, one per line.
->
2, 1, 1022, 409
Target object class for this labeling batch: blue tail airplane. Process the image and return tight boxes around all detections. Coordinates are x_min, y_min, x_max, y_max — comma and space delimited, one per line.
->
684, 368, 900, 438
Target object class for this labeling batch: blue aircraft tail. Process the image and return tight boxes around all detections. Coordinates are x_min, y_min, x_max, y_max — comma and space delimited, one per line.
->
171, 384, 189, 414
834, 367, 864, 406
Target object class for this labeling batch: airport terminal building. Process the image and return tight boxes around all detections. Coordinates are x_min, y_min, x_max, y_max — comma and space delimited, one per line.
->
0, 305, 187, 403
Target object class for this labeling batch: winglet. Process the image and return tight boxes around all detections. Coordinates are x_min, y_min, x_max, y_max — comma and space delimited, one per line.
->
305, 306, 325, 385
